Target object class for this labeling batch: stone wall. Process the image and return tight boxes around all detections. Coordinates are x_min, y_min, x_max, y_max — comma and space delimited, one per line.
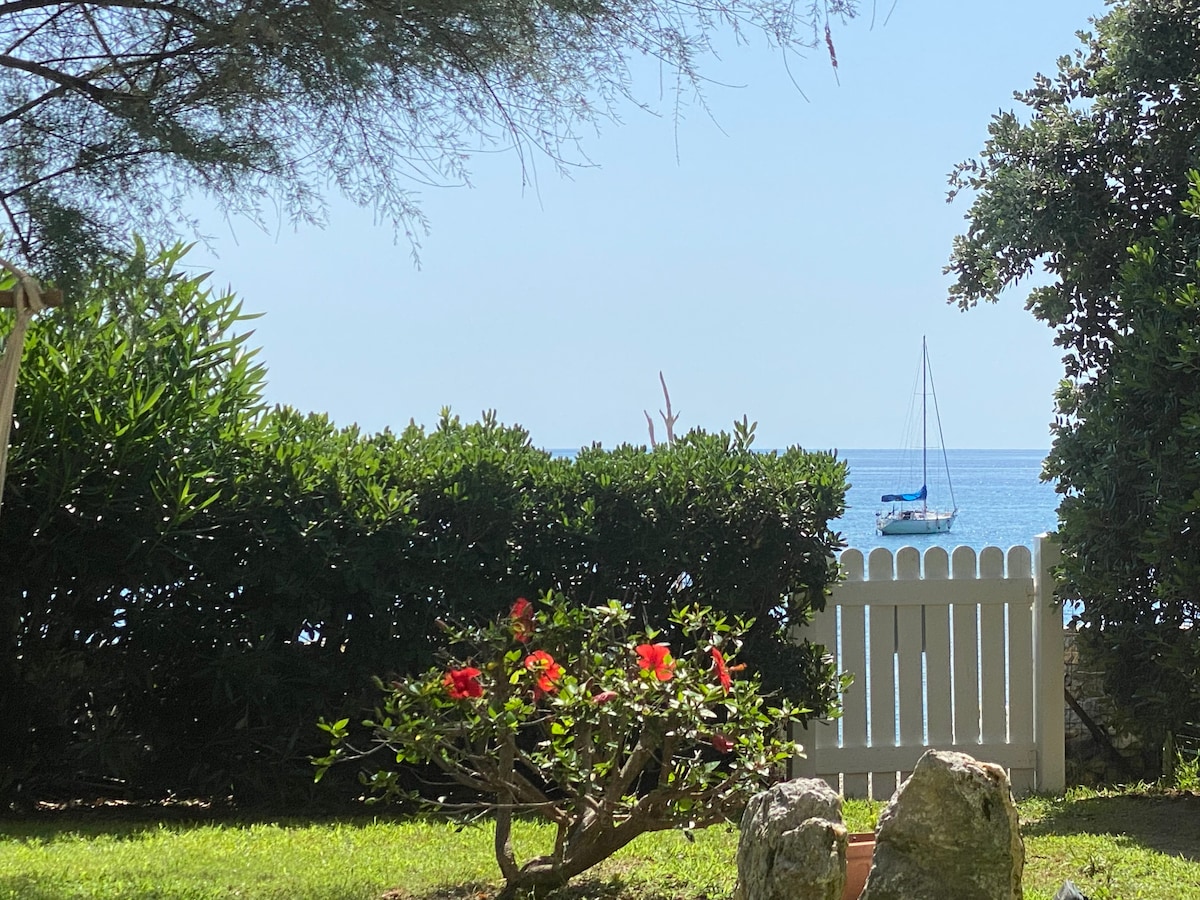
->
1063, 630, 1149, 785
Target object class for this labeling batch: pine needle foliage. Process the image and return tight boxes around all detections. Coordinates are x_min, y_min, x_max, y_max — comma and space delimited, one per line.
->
0, 0, 856, 275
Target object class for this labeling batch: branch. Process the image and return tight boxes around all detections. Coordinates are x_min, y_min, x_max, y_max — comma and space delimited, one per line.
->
656, 733, 678, 789
413, 741, 496, 794
0, 84, 72, 126
80, 5, 138, 92
504, 752, 569, 823
0, 53, 117, 104
0, 146, 167, 201
574, 718, 594, 791
0, 0, 203, 21
425, 797, 564, 814
602, 724, 658, 809
0, 197, 33, 261
658, 371, 679, 444
494, 729, 519, 883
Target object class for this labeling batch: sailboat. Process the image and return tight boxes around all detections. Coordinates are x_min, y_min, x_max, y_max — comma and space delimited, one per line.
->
876, 337, 958, 536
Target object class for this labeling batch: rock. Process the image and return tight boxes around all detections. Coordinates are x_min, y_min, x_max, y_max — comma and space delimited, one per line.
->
860, 750, 1023, 900
1052, 880, 1090, 900
734, 778, 848, 900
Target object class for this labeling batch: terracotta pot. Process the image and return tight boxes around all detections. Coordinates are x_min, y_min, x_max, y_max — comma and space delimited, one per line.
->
842, 832, 875, 900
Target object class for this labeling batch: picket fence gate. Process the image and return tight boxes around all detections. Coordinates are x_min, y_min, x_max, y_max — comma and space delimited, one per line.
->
792, 533, 1065, 799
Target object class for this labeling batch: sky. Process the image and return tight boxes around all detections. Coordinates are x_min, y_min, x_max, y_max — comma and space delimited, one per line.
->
183, 0, 1112, 452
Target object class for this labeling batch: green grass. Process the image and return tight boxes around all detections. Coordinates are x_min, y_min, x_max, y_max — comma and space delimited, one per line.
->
1020, 787, 1200, 900
2, 790, 1198, 899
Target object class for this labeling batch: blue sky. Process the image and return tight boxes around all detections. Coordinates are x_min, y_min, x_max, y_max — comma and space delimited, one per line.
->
185, 0, 1111, 451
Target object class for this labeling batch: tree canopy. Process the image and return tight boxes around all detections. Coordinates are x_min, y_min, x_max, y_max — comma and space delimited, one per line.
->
947, 0, 1200, 765
0, 0, 855, 276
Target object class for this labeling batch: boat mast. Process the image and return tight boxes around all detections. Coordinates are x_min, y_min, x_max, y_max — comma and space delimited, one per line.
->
922, 336, 928, 517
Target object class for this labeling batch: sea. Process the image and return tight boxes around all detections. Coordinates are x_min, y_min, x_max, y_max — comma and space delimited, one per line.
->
834, 448, 1057, 556
837, 448, 1073, 624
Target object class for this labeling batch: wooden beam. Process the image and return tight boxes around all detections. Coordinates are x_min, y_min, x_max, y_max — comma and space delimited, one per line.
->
0, 287, 63, 308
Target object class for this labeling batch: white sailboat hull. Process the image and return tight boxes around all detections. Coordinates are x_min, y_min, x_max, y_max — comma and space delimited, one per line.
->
876, 509, 957, 535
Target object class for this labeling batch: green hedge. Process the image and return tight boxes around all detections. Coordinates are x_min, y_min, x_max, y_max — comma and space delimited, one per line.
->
0, 246, 848, 805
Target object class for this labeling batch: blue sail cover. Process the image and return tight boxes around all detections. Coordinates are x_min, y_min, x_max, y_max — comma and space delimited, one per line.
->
881, 485, 927, 503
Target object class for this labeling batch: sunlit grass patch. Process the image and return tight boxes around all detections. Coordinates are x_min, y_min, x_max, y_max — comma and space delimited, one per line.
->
2, 790, 1198, 900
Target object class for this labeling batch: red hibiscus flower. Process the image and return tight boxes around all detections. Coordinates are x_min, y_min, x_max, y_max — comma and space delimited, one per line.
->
510, 597, 534, 644
591, 690, 618, 705
712, 733, 735, 755
524, 650, 563, 697
635, 643, 675, 681
711, 647, 732, 694
443, 667, 483, 700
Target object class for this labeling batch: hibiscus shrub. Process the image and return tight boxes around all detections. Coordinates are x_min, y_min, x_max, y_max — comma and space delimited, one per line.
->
315, 594, 809, 898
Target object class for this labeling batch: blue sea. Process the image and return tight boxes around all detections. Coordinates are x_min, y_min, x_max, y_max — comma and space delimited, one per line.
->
834, 449, 1057, 555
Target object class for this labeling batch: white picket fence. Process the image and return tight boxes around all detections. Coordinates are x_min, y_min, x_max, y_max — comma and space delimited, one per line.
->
792, 534, 1064, 799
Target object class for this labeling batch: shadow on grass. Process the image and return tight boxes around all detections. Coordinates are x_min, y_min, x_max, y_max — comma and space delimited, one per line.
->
0, 874, 726, 900
376, 877, 726, 900
0, 875, 63, 900
1022, 791, 1200, 862
0, 803, 410, 843
0, 877, 485, 900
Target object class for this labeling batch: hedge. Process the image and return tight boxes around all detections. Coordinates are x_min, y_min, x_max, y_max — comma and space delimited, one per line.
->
0, 246, 848, 805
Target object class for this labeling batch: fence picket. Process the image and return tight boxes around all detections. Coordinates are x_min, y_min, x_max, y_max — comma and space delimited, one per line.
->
924, 549, 953, 747
895, 547, 924, 784
865, 549, 896, 799
949, 547, 980, 748
840, 599, 869, 798
979, 547, 1008, 744
1007, 547, 1036, 795
897, 606, 924, 740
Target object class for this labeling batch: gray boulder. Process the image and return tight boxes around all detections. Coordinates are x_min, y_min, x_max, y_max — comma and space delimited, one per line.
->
734, 778, 848, 900
860, 750, 1023, 900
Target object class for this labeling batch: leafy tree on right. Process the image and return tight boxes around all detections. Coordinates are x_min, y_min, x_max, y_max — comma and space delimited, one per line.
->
947, 0, 1200, 774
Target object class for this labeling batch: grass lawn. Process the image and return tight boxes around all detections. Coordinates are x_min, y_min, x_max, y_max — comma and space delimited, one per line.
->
1, 788, 1198, 899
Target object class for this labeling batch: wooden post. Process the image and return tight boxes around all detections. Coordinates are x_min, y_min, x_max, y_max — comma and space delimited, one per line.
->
1033, 533, 1066, 793
0, 287, 62, 308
